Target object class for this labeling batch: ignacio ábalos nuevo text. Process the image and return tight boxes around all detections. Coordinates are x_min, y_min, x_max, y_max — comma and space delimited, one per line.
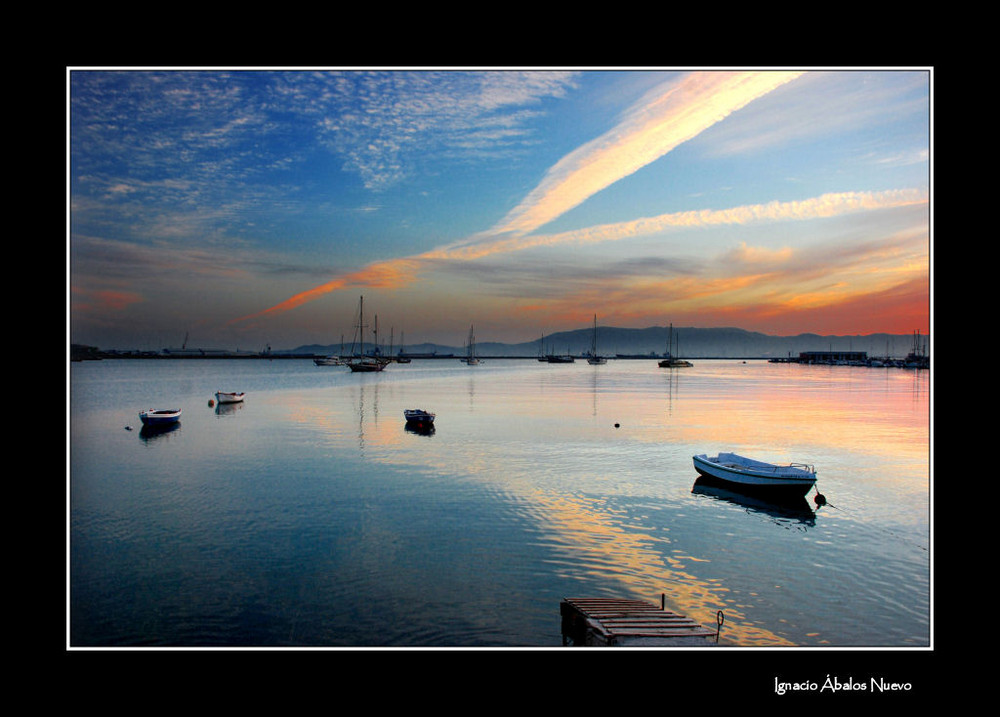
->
775, 676, 912, 695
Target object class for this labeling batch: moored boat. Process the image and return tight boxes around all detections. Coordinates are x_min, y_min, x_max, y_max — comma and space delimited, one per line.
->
139, 408, 182, 426
460, 325, 481, 365
403, 409, 435, 426
345, 296, 391, 373
587, 314, 607, 364
215, 391, 245, 404
348, 358, 389, 372
693, 452, 817, 497
658, 323, 692, 367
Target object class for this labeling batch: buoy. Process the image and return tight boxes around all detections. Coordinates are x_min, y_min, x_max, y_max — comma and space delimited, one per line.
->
814, 492, 827, 507
614, 423, 620, 428
208, 399, 215, 407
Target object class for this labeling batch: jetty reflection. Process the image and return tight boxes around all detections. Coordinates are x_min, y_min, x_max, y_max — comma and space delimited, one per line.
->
691, 477, 817, 527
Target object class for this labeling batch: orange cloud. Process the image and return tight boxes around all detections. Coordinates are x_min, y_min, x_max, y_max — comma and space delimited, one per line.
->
231, 257, 423, 324
73, 287, 144, 313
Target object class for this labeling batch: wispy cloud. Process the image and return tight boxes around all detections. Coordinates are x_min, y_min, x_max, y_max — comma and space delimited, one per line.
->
434, 189, 927, 261
483, 71, 805, 238
71, 70, 581, 215
311, 70, 580, 190
235, 71, 813, 324
233, 185, 927, 326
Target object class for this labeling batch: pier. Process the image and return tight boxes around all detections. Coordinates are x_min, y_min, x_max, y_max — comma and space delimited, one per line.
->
560, 597, 721, 646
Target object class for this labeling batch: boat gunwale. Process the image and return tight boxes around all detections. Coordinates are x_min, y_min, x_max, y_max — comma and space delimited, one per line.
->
693, 453, 816, 484
404, 409, 435, 425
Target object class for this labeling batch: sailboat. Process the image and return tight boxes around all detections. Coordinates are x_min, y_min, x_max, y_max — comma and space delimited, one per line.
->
546, 351, 575, 363
658, 323, 693, 368
543, 332, 575, 363
460, 325, 481, 365
587, 314, 606, 365
314, 334, 345, 366
346, 296, 390, 373
395, 332, 411, 363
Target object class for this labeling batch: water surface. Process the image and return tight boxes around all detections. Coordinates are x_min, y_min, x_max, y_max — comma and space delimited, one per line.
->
69, 358, 930, 648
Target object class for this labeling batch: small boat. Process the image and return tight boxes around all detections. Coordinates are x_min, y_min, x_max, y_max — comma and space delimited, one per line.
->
345, 296, 390, 373
348, 358, 389, 372
316, 333, 347, 365
139, 408, 182, 426
693, 452, 817, 497
460, 325, 481, 365
395, 332, 412, 362
587, 314, 607, 365
215, 391, 245, 404
404, 409, 436, 426
658, 323, 693, 367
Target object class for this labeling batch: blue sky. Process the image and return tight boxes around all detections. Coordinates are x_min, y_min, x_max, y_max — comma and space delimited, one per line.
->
69, 68, 930, 351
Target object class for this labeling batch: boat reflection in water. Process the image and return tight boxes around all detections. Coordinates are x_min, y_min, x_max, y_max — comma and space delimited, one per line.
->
138, 421, 181, 441
691, 477, 817, 527
404, 422, 436, 437
215, 401, 245, 417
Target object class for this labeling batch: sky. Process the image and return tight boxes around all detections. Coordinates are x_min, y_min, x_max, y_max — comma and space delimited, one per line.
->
68, 68, 931, 351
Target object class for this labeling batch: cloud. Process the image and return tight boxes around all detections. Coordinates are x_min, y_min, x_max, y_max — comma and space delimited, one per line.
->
312, 70, 580, 190
482, 71, 805, 238
233, 186, 927, 327
231, 71, 926, 326
431, 189, 928, 261
72, 286, 145, 313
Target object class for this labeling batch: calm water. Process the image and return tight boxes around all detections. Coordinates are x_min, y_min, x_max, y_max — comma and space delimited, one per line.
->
69, 358, 931, 648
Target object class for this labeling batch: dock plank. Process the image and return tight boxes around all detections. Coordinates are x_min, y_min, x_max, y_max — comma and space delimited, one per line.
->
561, 597, 719, 646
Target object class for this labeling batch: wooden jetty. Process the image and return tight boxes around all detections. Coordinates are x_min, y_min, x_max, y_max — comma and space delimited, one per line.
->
561, 597, 720, 647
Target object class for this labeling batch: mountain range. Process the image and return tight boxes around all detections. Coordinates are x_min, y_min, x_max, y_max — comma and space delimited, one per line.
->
291, 326, 929, 359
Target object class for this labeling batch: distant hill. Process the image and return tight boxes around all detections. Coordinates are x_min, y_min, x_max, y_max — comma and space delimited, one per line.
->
289, 326, 929, 359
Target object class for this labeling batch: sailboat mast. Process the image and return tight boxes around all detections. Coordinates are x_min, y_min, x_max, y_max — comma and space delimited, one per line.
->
358, 296, 365, 356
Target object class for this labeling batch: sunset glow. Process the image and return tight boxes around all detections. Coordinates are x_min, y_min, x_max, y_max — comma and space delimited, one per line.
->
70, 68, 931, 350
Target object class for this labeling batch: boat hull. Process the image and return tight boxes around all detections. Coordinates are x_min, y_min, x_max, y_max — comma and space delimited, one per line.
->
139, 409, 182, 426
348, 360, 388, 372
215, 392, 245, 404
693, 453, 816, 497
404, 409, 435, 426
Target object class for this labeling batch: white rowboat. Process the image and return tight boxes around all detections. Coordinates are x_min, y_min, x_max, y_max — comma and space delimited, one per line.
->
693, 452, 817, 497
215, 391, 246, 404
139, 408, 182, 426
